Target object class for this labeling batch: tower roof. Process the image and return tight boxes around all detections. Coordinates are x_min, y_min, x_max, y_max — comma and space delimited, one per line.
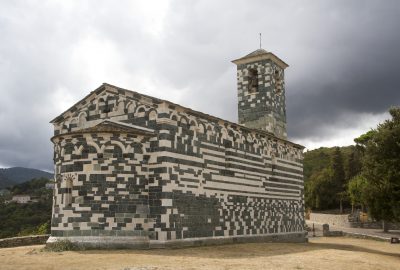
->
244, 48, 269, 58
232, 48, 289, 68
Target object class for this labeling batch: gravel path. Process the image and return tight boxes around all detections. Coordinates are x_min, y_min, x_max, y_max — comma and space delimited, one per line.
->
306, 220, 400, 240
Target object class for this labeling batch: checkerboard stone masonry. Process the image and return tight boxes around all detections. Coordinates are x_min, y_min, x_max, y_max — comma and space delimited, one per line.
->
233, 49, 288, 139
47, 49, 306, 248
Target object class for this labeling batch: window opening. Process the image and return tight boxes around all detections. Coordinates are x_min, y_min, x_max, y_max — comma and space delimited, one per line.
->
248, 68, 259, 93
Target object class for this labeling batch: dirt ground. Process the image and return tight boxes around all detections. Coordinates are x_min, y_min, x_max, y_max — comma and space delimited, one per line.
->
0, 237, 399, 270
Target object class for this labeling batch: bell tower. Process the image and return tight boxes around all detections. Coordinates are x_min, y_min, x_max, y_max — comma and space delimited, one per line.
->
232, 49, 288, 139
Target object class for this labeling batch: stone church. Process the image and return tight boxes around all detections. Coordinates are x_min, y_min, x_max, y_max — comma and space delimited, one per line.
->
47, 49, 306, 248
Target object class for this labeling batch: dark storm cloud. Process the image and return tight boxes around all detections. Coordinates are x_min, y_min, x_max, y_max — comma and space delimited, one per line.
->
285, 1, 400, 140
0, 0, 399, 170
0, 0, 158, 171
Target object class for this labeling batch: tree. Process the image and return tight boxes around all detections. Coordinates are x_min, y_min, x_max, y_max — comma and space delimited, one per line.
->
305, 168, 337, 210
355, 107, 400, 231
346, 151, 361, 181
304, 146, 363, 211
347, 174, 367, 213
331, 147, 345, 185
330, 147, 346, 212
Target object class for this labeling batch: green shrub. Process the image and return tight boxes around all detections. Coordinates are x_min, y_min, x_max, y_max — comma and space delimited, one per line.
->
44, 239, 81, 252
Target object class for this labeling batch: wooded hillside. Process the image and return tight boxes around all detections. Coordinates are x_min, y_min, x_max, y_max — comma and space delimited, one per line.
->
0, 167, 53, 188
0, 178, 52, 238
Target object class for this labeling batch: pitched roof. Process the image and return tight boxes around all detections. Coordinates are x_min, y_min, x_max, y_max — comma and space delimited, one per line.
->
244, 48, 269, 58
231, 48, 289, 68
49, 84, 107, 124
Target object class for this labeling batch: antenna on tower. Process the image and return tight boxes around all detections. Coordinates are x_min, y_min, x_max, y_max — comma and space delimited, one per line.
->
259, 33, 262, 49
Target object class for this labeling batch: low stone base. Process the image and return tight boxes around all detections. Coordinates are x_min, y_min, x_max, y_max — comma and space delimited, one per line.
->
46, 231, 307, 249
152, 231, 308, 249
46, 236, 149, 249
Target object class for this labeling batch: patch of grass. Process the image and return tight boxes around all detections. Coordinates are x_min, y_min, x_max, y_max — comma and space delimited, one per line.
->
43, 239, 82, 252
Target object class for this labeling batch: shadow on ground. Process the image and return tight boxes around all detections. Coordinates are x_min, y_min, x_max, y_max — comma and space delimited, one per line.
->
70, 238, 400, 259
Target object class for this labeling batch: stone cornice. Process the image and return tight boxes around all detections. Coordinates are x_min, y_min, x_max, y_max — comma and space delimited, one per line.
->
51, 120, 155, 142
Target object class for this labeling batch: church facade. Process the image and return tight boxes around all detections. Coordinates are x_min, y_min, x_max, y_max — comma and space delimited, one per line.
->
47, 49, 306, 248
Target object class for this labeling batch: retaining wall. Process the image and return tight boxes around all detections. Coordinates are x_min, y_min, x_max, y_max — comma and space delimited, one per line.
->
309, 213, 350, 227
309, 213, 400, 230
0, 235, 50, 248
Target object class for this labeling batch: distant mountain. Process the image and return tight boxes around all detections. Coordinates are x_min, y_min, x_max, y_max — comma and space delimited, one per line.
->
0, 167, 53, 189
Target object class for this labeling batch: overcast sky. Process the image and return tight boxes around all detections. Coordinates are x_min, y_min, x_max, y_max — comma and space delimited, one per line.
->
0, 0, 399, 171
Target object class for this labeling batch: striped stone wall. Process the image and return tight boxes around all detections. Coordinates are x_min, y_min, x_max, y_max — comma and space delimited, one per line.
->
48, 83, 306, 248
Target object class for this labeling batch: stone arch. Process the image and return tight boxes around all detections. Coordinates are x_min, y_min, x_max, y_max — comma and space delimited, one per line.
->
86, 141, 102, 153
259, 137, 267, 146
126, 101, 136, 113
70, 118, 77, 126
108, 140, 127, 154
62, 174, 74, 207
116, 100, 125, 113
212, 124, 220, 134
206, 124, 213, 134
170, 113, 178, 122
111, 144, 124, 158
189, 119, 198, 131
135, 105, 147, 117
197, 122, 205, 133
220, 128, 228, 140
78, 112, 87, 127
253, 138, 261, 149
233, 133, 240, 142
148, 109, 158, 121
74, 145, 84, 155
247, 134, 253, 143
228, 129, 235, 138
179, 116, 189, 126
97, 95, 109, 113
240, 135, 246, 144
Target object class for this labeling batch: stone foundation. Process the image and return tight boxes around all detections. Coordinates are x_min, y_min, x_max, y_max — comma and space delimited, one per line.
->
47, 231, 307, 249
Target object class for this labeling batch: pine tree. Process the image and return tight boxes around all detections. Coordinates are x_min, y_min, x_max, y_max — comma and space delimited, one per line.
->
346, 151, 361, 181
330, 147, 346, 212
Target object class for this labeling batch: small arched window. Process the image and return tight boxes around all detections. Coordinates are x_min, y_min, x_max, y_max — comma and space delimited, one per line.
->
62, 175, 73, 207
248, 68, 258, 93
137, 107, 146, 117
99, 97, 111, 113
78, 113, 87, 127
274, 69, 283, 95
